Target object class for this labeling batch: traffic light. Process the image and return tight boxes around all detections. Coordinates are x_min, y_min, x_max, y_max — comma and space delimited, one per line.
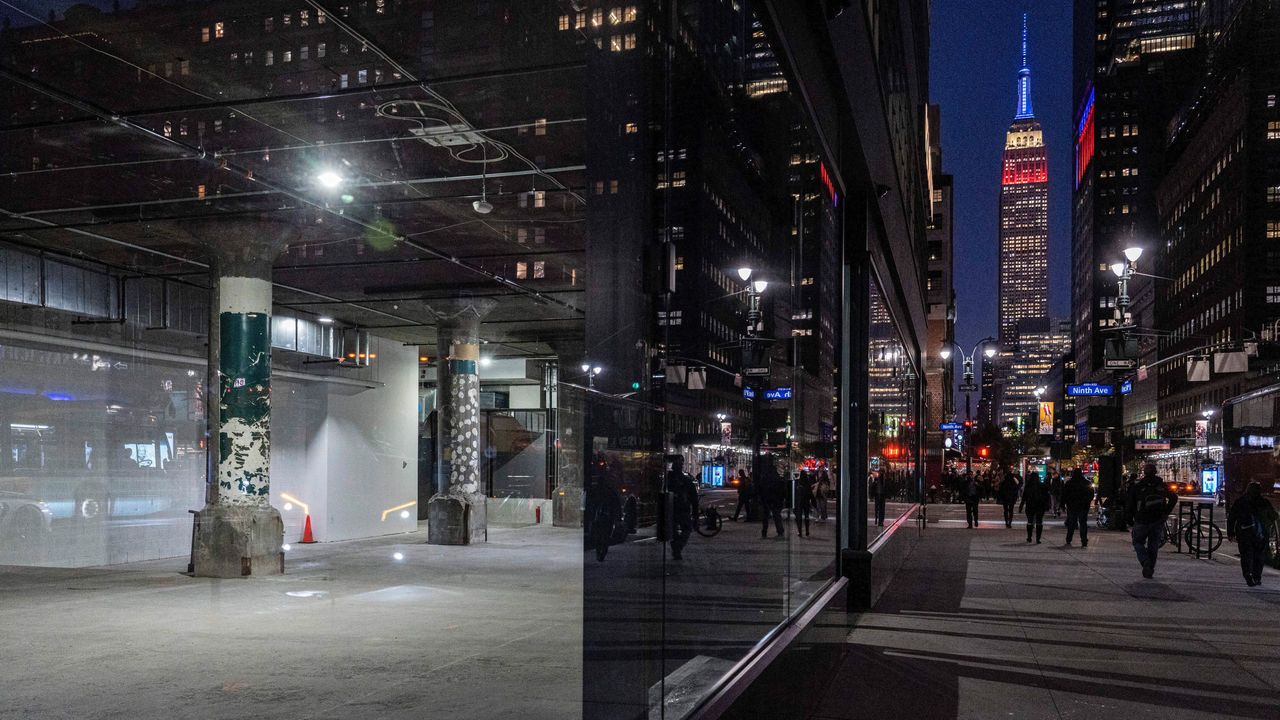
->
963, 420, 974, 428
977, 446, 990, 459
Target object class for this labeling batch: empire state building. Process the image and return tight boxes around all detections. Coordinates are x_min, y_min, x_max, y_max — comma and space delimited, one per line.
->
997, 14, 1049, 345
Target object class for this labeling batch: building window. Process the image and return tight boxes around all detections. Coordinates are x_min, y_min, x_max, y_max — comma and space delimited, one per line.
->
214, 21, 224, 38
265, 50, 274, 66
592, 8, 603, 26
264, 17, 274, 32
625, 5, 638, 22
609, 180, 619, 194
300, 45, 309, 60
1268, 222, 1280, 239
197, 184, 206, 199
317, 42, 327, 58
558, 14, 569, 30
532, 190, 546, 208
624, 122, 638, 134
317, 9, 326, 24
357, 69, 368, 84
533, 261, 546, 279
201, 27, 210, 42
575, 12, 586, 29
282, 50, 292, 63
180, 60, 190, 75
339, 73, 349, 89
1269, 121, 1280, 141
535, 118, 547, 136
300, 10, 310, 26
283, 13, 292, 26
515, 262, 528, 280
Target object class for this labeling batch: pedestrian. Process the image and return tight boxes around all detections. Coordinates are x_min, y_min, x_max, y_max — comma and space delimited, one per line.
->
758, 460, 785, 539
1125, 463, 1178, 578
794, 470, 814, 536
665, 456, 699, 560
815, 469, 832, 522
997, 471, 1019, 528
1227, 481, 1278, 587
1019, 471, 1049, 544
870, 470, 887, 527
730, 468, 753, 521
1062, 468, 1093, 547
1050, 471, 1065, 517
962, 472, 981, 528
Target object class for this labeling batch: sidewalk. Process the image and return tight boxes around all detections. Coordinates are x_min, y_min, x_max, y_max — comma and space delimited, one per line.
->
737, 504, 1280, 720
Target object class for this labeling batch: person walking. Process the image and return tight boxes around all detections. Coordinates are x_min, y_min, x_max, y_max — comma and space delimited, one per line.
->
665, 456, 699, 561
1227, 481, 1278, 587
997, 471, 1019, 528
1049, 471, 1065, 518
962, 472, 981, 528
758, 460, 786, 539
1125, 463, 1178, 578
730, 468, 753, 521
814, 469, 832, 522
870, 470, 887, 527
794, 470, 814, 536
1062, 468, 1093, 547
1019, 471, 1050, 544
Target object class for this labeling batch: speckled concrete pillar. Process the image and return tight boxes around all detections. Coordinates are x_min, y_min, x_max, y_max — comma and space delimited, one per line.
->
427, 299, 495, 545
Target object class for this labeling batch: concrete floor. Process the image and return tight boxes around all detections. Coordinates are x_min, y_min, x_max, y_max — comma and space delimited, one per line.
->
743, 503, 1280, 720
0, 524, 582, 720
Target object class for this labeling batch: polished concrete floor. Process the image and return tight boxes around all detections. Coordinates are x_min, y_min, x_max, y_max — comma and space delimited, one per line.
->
0, 524, 582, 720
738, 503, 1280, 720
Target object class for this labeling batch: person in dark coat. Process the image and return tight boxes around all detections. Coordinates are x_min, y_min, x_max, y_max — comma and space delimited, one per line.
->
962, 472, 981, 528
1049, 472, 1066, 517
814, 469, 832, 522
757, 460, 785, 539
870, 470, 887, 527
794, 470, 815, 536
997, 471, 1020, 528
1125, 463, 1178, 578
731, 468, 753, 521
1228, 481, 1278, 587
1062, 468, 1094, 547
665, 456, 699, 560
1019, 471, 1050, 544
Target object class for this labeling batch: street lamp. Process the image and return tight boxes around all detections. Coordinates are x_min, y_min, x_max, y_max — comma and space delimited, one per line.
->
1110, 246, 1144, 328
738, 266, 769, 494
581, 362, 602, 390
940, 337, 998, 474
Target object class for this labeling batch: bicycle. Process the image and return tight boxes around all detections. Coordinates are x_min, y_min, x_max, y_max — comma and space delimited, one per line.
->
694, 505, 724, 537
1159, 513, 1224, 554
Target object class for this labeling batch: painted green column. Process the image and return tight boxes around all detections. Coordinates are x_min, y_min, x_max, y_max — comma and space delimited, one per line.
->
192, 237, 288, 577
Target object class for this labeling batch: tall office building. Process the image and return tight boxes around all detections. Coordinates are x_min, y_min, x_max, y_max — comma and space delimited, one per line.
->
997, 15, 1050, 346
924, 105, 955, 484
1070, 0, 1200, 440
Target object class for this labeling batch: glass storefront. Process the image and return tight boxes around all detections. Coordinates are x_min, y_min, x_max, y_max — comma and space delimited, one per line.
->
0, 2, 925, 719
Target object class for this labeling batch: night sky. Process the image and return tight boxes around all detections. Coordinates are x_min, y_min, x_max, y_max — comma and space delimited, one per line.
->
930, 1, 1075, 351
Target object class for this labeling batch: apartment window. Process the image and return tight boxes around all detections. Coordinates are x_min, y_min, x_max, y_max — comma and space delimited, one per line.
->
533, 261, 546, 279
264, 17, 274, 32
1268, 222, 1280, 239
535, 118, 547, 136
532, 190, 546, 208
1269, 286, 1280, 304
1269, 94, 1277, 108
1268, 186, 1280, 203
197, 184, 206, 199
624, 33, 636, 50
625, 6, 638, 22
163, 121, 173, 138
283, 13, 292, 26
282, 50, 292, 63
609, 180, 619, 194
610, 35, 623, 52
1269, 121, 1280, 141
317, 42, 327, 58
515, 262, 528, 280
300, 45, 309, 60
339, 73, 349, 89
594, 181, 604, 195
357, 69, 368, 84
201, 27, 210, 42
300, 10, 310, 26
624, 122, 638, 134
592, 8, 603, 26
180, 60, 190, 75
575, 12, 585, 29
265, 50, 274, 66
214, 21, 224, 38
558, 14, 569, 31
534, 228, 546, 245
317, 9, 326, 24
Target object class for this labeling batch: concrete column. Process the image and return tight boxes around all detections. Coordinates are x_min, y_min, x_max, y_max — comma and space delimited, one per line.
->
191, 233, 292, 577
427, 300, 494, 545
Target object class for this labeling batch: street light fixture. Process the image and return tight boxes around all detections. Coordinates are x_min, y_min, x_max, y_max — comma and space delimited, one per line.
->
737, 267, 753, 282
1202, 409, 1215, 420
984, 346, 998, 359
1123, 246, 1144, 263
316, 170, 343, 189
940, 337, 998, 475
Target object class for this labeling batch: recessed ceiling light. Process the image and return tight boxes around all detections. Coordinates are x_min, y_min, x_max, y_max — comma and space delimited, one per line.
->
317, 316, 334, 324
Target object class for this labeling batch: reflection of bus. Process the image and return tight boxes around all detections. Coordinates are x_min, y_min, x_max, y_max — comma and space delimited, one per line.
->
1223, 383, 1280, 506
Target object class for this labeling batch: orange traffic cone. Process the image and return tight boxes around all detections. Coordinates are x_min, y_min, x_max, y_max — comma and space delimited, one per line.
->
299, 514, 317, 544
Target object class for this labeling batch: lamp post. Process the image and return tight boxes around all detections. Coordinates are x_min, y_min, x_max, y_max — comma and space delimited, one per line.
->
940, 337, 998, 476
1108, 246, 1143, 478
581, 362, 602, 390
738, 267, 768, 489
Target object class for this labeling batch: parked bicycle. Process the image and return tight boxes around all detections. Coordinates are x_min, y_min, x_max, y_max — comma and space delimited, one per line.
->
694, 505, 724, 537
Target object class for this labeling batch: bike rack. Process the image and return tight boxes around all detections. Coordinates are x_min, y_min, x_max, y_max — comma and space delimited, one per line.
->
1194, 502, 1215, 561
1175, 501, 1190, 554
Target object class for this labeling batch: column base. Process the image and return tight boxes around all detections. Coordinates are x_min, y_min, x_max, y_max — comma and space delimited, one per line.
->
427, 494, 487, 545
192, 504, 284, 578
551, 485, 583, 528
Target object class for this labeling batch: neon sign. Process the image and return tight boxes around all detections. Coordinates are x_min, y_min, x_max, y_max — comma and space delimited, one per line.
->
819, 162, 839, 207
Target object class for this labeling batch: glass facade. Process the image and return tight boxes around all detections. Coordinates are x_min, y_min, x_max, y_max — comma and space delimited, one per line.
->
0, 2, 928, 718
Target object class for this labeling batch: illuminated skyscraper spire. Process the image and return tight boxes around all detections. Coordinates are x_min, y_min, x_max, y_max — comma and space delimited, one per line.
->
1015, 13, 1033, 119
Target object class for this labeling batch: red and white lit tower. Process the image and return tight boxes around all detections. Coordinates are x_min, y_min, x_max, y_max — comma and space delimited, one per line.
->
997, 13, 1049, 346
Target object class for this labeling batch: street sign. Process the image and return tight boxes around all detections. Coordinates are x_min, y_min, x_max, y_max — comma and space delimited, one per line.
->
959, 383, 979, 392
764, 387, 792, 400
1134, 439, 1171, 451
742, 386, 755, 399
1067, 383, 1114, 397
743, 366, 770, 377
1120, 379, 1133, 395
939, 422, 963, 431
1105, 358, 1137, 370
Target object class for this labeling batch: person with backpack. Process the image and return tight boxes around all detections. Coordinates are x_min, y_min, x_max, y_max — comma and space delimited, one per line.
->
1227, 481, 1278, 587
1062, 468, 1093, 547
1049, 471, 1066, 518
1125, 463, 1178, 578
1019, 471, 1050, 543
997, 470, 1020, 528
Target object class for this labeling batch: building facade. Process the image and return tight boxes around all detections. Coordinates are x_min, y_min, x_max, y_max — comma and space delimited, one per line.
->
924, 104, 956, 484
